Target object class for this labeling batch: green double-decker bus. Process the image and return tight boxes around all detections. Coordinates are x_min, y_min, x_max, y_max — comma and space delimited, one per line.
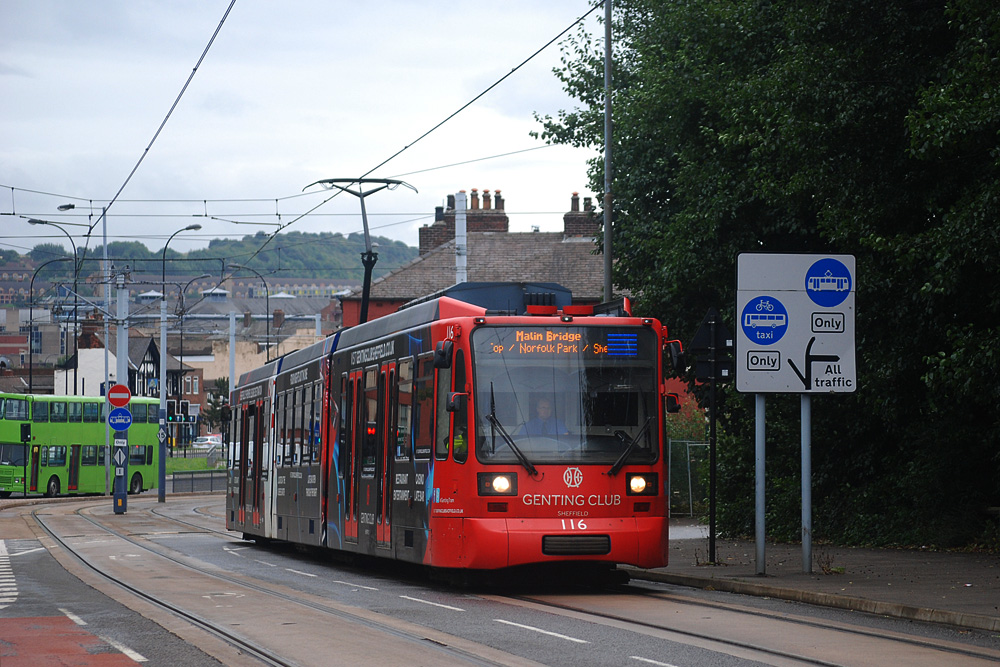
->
0, 393, 160, 498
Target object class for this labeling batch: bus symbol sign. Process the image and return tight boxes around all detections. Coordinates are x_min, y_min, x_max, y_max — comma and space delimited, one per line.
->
108, 407, 133, 432
740, 296, 789, 345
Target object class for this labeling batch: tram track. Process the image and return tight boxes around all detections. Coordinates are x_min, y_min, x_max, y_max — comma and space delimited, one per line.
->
25, 497, 1000, 666
30, 498, 538, 667
501, 583, 1000, 666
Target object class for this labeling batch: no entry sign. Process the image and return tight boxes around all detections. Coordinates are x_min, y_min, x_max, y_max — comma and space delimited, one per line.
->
108, 384, 132, 408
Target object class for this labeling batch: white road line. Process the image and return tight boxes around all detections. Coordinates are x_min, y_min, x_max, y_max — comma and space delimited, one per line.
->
253, 559, 277, 567
99, 634, 148, 663
332, 580, 378, 590
0, 541, 7, 556
59, 608, 88, 626
285, 568, 317, 578
630, 657, 681, 667
399, 595, 465, 612
10, 547, 45, 557
494, 619, 589, 644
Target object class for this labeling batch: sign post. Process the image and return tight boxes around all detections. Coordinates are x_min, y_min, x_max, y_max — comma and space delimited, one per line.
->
112, 271, 131, 514
737, 253, 856, 574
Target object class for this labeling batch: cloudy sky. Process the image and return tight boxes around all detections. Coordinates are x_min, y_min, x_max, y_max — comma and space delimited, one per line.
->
1, 1, 604, 259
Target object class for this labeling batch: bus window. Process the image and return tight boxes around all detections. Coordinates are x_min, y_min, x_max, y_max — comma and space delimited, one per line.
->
5, 398, 28, 421
132, 402, 147, 423
69, 402, 82, 423
48, 446, 67, 467
396, 357, 413, 460
82, 446, 98, 466
129, 445, 147, 466
32, 401, 49, 422
51, 402, 68, 422
0, 443, 26, 466
83, 403, 99, 423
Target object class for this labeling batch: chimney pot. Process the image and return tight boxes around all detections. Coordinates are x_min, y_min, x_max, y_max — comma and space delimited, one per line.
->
494, 189, 503, 210
571, 192, 580, 212
483, 189, 491, 210
471, 188, 479, 209
435, 205, 444, 222
447, 194, 455, 209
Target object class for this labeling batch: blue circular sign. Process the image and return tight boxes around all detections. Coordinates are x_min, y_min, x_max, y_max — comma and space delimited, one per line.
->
741, 295, 789, 345
108, 407, 133, 432
805, 258, 852, 307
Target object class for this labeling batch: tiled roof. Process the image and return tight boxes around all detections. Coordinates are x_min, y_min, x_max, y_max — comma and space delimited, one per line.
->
361, 232, 604, 302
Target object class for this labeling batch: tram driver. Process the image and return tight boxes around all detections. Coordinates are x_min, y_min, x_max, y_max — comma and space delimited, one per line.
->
519, 396, 569, 437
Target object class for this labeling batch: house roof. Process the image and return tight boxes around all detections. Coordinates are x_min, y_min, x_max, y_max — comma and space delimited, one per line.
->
355, 232, 604, 303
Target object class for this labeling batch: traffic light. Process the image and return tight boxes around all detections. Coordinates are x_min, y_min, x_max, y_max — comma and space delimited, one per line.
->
180, 400, 190, 422
167, 399, 176, 422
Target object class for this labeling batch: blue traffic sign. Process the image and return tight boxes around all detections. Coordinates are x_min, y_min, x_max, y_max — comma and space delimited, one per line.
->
108, 407, 133, 432
740, 295, 789, 345
805, 258, 852, 307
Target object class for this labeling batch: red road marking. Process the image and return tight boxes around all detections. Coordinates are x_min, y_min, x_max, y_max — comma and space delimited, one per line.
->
0, 616, 136, 665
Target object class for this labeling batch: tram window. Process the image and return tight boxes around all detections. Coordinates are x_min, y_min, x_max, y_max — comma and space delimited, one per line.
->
4, 398, 28, 420
413, 355, 434, 460
81, 445, 98, 466
338, 374, 350, 478
310, 382, 321, 463
396, 358, 413, 460
83, 402, 99, 423
452, 349, 468, 464
362, 368, 379, 477
435, 357, 450, 461
50, 402, 68, 423
48, 445, 67, 467
32, 402, 49, 422
232, 407, 242, 468
69, 402, 82, 423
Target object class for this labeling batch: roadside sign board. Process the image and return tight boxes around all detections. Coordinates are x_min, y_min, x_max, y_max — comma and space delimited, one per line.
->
736, 253, 856, 393
108, 407, 133, 432
108, 384, 132, 408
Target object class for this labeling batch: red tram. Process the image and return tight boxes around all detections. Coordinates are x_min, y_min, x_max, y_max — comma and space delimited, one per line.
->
226, 295, 681, 570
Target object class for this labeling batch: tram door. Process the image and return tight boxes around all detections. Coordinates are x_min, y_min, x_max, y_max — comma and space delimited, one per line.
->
377, 362, 395, 549
356, 365, 385, 552
68, 445, 81, 491
344, 370, 362, 544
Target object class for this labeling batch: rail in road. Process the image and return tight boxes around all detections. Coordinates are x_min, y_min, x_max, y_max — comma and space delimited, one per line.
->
8, 496, 1000, 666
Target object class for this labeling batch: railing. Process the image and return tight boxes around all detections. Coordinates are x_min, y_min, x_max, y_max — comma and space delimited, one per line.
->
169, 470, 227, 493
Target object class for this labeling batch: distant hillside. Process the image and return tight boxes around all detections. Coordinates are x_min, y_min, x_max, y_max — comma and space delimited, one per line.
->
8, 231, 419, 289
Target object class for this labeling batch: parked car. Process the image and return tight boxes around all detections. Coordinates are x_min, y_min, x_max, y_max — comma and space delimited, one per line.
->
192, 435, 222, 449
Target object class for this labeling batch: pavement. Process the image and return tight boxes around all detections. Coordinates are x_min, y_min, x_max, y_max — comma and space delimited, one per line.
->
627, 518, 1000, 632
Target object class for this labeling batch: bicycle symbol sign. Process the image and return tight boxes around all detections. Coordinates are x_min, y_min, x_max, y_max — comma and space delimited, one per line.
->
740, 295, 788, 345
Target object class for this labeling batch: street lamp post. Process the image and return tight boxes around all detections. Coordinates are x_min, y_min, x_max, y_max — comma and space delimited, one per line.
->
230, 264, 270, 361
27, 218, 86, 394
158, 224, 201, 503
28, 257, 73, 393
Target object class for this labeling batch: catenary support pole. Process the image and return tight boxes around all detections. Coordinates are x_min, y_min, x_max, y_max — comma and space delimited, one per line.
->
802, 393, 812, 573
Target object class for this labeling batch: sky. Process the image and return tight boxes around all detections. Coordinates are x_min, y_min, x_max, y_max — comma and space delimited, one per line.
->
1, 1, 604, 260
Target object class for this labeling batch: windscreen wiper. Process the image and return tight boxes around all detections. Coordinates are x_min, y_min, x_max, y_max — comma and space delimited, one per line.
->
609, 417, 653, 476
486, 411, 538, 477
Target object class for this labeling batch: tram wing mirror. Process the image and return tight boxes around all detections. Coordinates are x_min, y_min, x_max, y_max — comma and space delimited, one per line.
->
447, 392, 467, 413
665, 393, 681, 414
434, 340, 454, 369
665, 339, 685, 373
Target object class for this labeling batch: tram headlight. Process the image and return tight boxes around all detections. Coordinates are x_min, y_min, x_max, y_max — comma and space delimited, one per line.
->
626, 473, 658, 496
478, 472, 517, 496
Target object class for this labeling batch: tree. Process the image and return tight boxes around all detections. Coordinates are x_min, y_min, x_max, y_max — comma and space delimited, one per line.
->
537, 0, 1000, 546
201, 377, 230, 432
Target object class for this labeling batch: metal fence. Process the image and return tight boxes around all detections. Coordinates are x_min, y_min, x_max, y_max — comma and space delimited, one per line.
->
168, 470, 228, 493
667, 439, 709, 517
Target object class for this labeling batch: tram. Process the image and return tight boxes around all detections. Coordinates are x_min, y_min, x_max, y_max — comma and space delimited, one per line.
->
0, 393, 160, 497
226, 294, 681, 570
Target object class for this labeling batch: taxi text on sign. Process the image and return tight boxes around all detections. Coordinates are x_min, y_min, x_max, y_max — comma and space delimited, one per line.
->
736, 253, 856, 393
